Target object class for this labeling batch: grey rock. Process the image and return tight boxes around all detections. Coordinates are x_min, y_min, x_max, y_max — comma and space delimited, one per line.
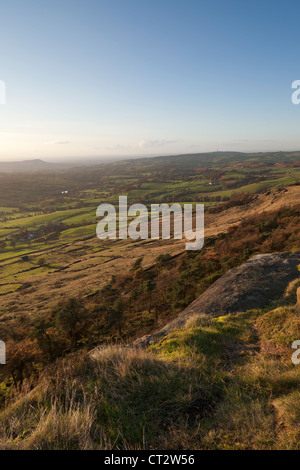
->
134, 251, 300, 348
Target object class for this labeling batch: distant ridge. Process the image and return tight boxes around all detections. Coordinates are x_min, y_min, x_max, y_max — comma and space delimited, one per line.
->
2, 150, 300, 172
0, 159, 72, 172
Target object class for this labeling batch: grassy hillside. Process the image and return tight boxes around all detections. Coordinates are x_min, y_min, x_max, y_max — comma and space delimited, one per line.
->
1, 283, 300, 449
1, 151, 300, 450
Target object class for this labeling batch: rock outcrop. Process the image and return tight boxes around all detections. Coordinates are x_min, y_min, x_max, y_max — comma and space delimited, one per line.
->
134, 252, 300, 348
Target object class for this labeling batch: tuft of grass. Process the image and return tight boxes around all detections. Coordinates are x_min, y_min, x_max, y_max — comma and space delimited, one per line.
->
285, 278, 300, 299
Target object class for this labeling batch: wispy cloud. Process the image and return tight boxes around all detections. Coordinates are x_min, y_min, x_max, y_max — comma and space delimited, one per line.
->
45, 141, 71, 145
138, 139, 179, 148
104, 139, 180, 151
234, 139, 277, 143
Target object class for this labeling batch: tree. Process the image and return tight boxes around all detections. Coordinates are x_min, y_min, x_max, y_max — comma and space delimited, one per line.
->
54, 298, 89, 350
6, 340, 39, 386
145, 280, 156, 315
156, 253, 172, 268
108, 299, 125, 336
131, 257, 143, 272
30, 319, 54, 362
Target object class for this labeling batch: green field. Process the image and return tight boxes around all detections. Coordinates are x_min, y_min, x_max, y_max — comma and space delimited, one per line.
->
0, 151, 300, 265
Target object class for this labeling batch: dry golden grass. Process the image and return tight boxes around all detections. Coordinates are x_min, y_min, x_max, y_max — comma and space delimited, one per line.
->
2, 297, 300, 450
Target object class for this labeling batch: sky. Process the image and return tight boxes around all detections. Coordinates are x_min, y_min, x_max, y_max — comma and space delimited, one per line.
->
1, 0, 300, 161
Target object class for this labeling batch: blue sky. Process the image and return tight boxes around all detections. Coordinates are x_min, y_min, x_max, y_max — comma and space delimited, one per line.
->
1, 0, 300, 161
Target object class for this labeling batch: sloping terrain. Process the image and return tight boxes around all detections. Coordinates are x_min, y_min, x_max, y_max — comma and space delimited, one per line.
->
204, 186, 299, 237
1, 185, 300, 323
2, 251, 300, 450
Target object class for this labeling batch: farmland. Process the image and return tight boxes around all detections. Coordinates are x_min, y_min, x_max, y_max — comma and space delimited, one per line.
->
1, 151, 300, 256
0, 151, 300, 325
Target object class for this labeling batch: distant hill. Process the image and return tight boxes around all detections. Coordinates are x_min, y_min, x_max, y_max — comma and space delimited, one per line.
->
2, 151, 300, 173
0, 159, 73, 172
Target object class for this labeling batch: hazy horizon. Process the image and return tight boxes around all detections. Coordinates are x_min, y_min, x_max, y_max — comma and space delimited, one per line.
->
2, 147, 300, 165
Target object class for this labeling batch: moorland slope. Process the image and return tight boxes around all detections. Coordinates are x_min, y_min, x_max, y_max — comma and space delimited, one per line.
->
2, 248, 300, 450
1, 185, 299, 324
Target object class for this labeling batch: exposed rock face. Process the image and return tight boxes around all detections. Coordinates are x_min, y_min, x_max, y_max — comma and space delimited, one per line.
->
134, 252, 300, 348
179, 252, 300, 317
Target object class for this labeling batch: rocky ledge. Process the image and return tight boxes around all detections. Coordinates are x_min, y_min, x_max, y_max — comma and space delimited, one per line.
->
133, 251, 300, 348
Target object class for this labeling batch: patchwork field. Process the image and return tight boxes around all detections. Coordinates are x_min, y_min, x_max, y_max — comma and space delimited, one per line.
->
1, 181, 299, 325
